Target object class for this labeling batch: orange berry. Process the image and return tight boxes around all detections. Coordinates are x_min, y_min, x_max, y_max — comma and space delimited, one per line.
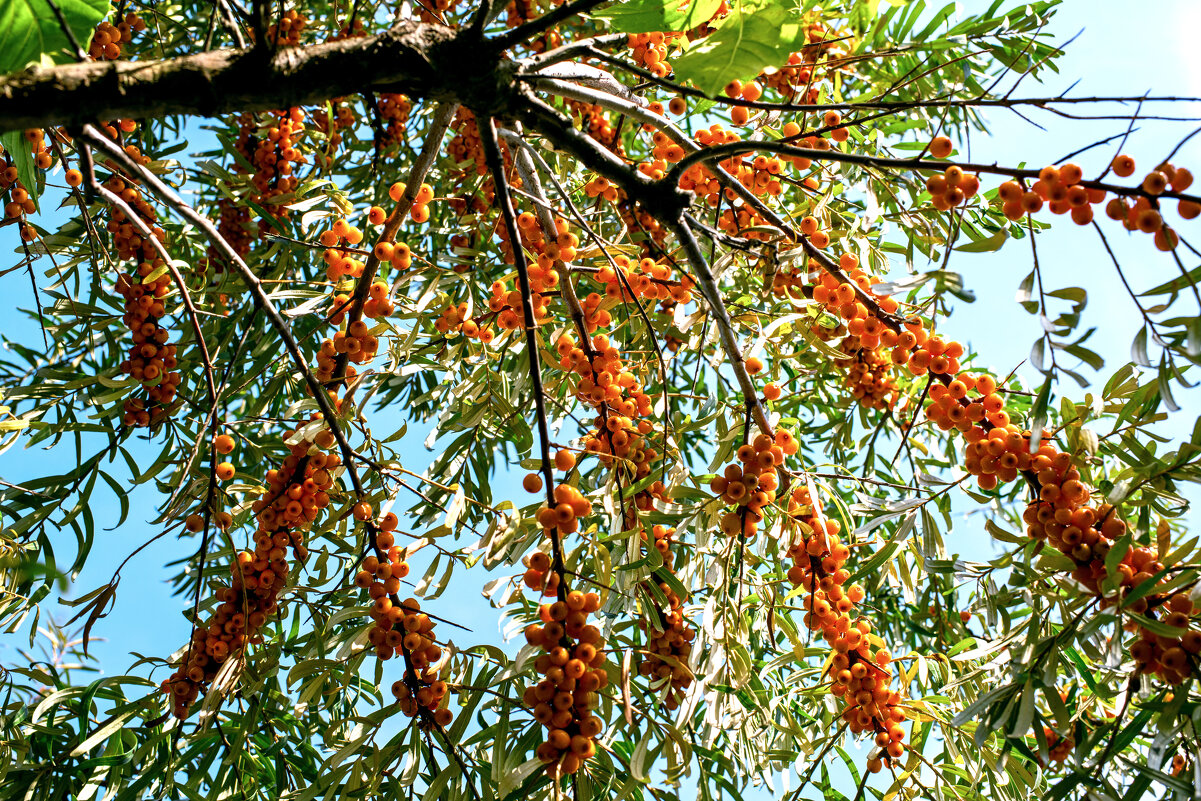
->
929, 136, 952, 159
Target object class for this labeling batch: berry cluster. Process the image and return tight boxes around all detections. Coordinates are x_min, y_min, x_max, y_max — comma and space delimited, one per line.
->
387, 597, 454, 725
105, 172, 184, 427
924, 166, 981, 211
235, 108, 308, 230
263, 8, 306, 46
434, 302, 495, 343
785, 485, 909, 774
796, 235, 1200, 689
709, 430, 798, 539
627, 32, 681, 78
162, 419, 339, 716
596, 255, 694, 306
636, 523, 695, 708
88, 13, 145, 61
523, 585, 607, 778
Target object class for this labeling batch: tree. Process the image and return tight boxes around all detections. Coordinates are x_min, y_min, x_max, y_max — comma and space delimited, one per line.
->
0, 0, 1199, 797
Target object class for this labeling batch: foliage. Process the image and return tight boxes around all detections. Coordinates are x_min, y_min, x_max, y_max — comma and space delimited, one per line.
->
0, 0, 1200, 799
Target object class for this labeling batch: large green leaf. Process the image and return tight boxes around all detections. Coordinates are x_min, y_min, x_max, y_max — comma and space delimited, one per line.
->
0, 130, 40, 211
594, 0, 722, 33
0, 0, 111, 75
671, 0, 804, 95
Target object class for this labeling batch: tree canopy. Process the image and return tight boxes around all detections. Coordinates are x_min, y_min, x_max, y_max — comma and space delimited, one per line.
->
1, 0, 1201, 799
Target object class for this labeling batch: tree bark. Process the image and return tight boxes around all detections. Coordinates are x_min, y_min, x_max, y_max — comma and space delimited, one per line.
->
0, 21, 515, 133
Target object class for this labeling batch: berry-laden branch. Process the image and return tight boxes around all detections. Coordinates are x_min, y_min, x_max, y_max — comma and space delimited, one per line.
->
330, 101, 459, 386
479, 115, 613, 781
77, 125, 367, 495
671, 219, 774, 439
668, 141, 1201, 209
88, 176, 217, 407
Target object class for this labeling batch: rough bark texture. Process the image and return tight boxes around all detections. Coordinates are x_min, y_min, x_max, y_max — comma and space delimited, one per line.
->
0, 21, 518, 133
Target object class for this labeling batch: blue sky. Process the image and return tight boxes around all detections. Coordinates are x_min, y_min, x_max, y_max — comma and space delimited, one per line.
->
1, 0, 1199, 797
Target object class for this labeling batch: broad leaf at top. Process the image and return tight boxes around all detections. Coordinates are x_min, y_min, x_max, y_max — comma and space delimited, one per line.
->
672, 0, 804, 96
0, 0, 111, 76
0, 130, 40, 211
594, 0, 723, 34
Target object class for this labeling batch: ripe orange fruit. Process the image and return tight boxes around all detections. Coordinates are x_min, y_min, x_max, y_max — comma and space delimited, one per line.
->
1111, 154, 1135, 177
929, 136, 952, 159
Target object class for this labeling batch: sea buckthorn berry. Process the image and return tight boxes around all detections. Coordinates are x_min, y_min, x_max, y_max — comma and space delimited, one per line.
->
216, 462, 235, 481
1142, 171, 1168, 195
214, 434, 235, 454
554, 450, 576, 472
524, 472, 544, 493
1112, 154, 1135, 177
929, 136, 952, 158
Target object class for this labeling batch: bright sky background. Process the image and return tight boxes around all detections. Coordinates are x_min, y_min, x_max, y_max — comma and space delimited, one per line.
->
1, 0, 1199, 797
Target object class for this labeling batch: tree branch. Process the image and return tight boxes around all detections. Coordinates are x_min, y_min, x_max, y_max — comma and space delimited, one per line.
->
0, 22, 474, 133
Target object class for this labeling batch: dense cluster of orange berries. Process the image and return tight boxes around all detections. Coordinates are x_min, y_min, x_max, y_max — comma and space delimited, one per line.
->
995, 163, 1103, 226
113, 265, 181, 427
235, 108, 308, 229
552, 325, 697, 704
596, 255, 694, 306
924, 138, 1197, 250
761, 32, 851, 103
89, 13, 145, 60
523, 585, 607, 778
785, 485, 909, 773
627, 32, 682, 78
1103, 158, 1195, 250
387, 598, 454, 724
447, 108, 489, 185
566, 100, 623, 153
503, 0, 563, 51
434, 302, 495, 342
203, 198, 255, 273
637, 523, 695, 707
374, 94, 413, 151
516, 475, 608, 777
104, 171, 184, 427
556, 334, 659, 486
163, 421, 338, 716
709, 430, 798, 539
801, 252, 905, 408
263, 8, 306, 46
352, 511, 455, 725
795, 230, 1200, 689
315, 238, 398, 384
925, 165, 981, 210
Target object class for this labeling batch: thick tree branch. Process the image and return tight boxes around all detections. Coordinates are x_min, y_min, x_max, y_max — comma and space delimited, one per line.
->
0, 22, 500, 133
